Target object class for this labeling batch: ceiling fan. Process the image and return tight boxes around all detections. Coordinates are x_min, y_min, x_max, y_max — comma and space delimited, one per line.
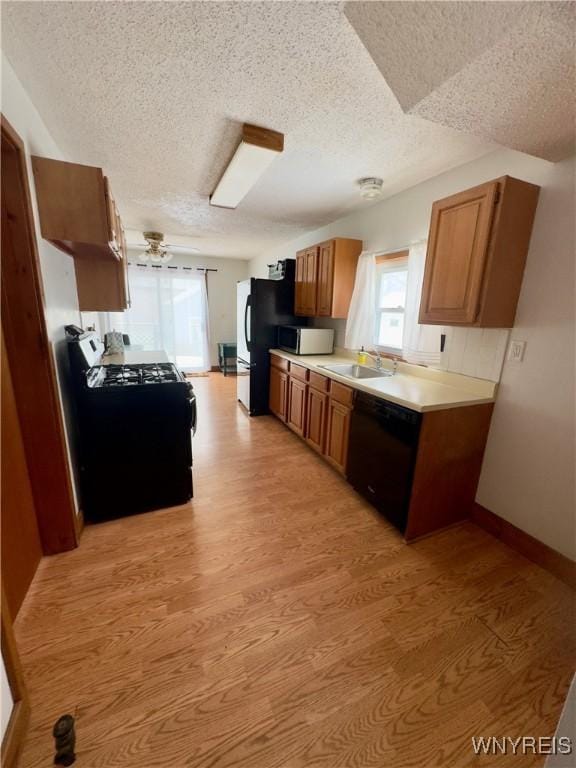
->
130, 231, 200, 263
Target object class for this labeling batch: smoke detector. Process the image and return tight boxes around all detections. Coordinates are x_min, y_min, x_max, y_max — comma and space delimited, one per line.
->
358, 177, 384, 200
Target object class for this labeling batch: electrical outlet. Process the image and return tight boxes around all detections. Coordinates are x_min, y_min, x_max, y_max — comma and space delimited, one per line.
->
508, 340, 526, 362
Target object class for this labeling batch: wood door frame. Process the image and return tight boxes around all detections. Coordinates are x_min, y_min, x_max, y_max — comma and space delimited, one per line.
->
1, 587, 30, 768
1, 114, 78, 554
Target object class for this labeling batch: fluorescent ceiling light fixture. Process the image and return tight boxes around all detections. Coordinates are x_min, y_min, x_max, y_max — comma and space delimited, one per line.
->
210, 123, 284, 209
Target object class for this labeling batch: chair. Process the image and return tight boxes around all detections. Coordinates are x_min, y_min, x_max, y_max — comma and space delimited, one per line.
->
217, 342, 237, 376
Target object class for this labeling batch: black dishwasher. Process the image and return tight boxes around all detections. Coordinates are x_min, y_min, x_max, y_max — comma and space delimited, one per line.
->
347, 391, 422, 533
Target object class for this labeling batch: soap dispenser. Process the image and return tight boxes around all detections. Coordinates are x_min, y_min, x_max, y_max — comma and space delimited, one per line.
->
357, 346, 367, 365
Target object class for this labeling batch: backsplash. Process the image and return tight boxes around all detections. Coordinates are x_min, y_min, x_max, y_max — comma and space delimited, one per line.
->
441, 327, 509, 382
311, 318, 509, 382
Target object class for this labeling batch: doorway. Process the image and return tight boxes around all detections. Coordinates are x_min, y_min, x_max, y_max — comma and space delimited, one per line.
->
1, 115, 78, 617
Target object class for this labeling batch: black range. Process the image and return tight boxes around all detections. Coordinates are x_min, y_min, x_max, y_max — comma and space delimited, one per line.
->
68, 333, 196, 522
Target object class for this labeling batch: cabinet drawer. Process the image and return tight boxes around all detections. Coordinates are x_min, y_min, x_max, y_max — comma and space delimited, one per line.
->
270, 353, 289, 372
329, 380, 354, 407
288, 362, 309, 382
308, 371, 329, 392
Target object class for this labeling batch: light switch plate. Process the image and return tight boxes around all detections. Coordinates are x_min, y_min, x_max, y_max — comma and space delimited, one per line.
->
508, 340, 526, 362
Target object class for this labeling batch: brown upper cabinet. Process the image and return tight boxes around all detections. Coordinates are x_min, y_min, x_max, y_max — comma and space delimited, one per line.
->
32, 156, 130, 312
295, 246, 319, 316
32, 156, 121, 260
73, 252, 129, 312
419, 176, 540, 327
295, 238, 362, 318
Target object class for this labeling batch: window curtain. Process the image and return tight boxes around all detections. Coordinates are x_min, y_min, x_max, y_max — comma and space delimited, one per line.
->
344, 251, 376, 350
402, 242, 442, 366
104, 265, 210, 372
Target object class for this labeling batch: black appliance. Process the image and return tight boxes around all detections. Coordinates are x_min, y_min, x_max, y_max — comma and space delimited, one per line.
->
347, 392, 422, 533
236, 266, 302, 416
68, 333, 196, 522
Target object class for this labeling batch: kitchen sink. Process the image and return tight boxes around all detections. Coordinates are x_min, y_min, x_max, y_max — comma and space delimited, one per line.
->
319, 363, 393, 380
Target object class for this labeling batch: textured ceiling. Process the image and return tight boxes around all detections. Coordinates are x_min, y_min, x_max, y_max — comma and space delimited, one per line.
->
345, 1, 575, 162
1, 1, 502, 259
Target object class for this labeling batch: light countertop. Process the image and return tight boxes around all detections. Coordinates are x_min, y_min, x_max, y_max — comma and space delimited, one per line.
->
269, 349, 497, 413
101, 349, 169, 366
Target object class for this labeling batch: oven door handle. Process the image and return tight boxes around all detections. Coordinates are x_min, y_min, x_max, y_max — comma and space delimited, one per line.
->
189, 392, 197, 436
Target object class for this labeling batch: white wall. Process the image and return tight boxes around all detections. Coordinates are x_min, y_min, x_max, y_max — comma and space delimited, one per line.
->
1, 53, 83, 511
105, 252, 249, 368
250, 148, 575, 560
1, 657, 12, 740
476, 156, 575, 560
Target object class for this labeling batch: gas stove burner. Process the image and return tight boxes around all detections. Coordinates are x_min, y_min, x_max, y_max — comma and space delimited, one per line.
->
140, 363, 180, 384
102, 375, 140, 387
92, 362, 184, 388
142, 370, 178, 383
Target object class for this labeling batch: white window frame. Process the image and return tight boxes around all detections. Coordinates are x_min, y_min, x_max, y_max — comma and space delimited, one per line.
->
374, 252, 409, 354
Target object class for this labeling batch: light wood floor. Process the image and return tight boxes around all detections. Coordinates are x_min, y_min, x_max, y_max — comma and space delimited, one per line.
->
15, 374, 575, 767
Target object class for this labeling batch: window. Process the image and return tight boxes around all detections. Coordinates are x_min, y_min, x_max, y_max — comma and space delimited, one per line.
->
105, 265, 210, 372
375, 254, 408, 351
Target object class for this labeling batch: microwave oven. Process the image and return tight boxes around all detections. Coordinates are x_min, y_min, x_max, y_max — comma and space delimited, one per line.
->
277, 326, 334, 355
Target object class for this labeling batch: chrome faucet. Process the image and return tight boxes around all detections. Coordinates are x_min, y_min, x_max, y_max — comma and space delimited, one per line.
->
365, 350, 383, 370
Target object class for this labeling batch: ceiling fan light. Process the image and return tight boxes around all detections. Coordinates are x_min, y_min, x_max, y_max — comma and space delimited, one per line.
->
137, 231, 175, 264
358, 177, 384, 200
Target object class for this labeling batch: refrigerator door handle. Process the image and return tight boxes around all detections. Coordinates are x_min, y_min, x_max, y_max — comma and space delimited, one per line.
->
244, 295, 252, 353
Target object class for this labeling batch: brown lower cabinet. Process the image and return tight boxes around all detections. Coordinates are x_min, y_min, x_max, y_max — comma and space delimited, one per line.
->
270, 354, 353, 474
305, 386, 329, 455
287, 377, 307, 437
324, 398, 352, 474
269, 365, 288, 422
269, 354, 494, 542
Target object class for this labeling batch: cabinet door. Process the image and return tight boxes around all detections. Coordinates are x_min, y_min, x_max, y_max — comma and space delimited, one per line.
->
295, 251, 306, 315
31, 156, 114, 258
74, 258, 127, 312
305, 386, 328, 454
119, 221, 131, 307
269, 367, 288, 422
287, 378, 307, 437
325, 399, 352, 474
419, 181, 498, 325
115, 212, 130, 309
104, 177, 120, 255
317, 241, 334, 316
303, 247, 318, 316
